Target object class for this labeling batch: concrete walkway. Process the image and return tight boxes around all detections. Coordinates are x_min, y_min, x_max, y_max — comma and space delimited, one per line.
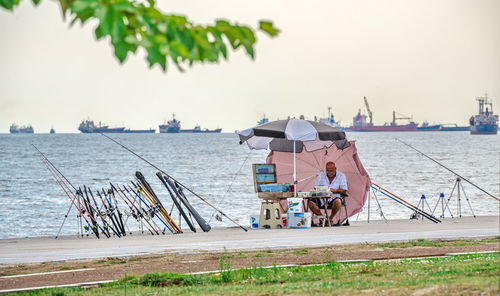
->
0, 216, 498, 265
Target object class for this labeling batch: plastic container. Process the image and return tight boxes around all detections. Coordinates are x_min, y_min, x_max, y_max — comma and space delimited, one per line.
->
281, 214, 287, 227
287, 198, 303, 212
250, 214, 259, 229
287, 212, 312, 229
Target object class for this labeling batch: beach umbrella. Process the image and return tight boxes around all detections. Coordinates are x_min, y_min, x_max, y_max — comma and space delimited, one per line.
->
237, 118, 349, 193
267, 141, 370, 220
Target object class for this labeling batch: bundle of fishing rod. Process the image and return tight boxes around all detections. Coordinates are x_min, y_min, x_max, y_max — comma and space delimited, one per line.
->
34, 145, 220, 239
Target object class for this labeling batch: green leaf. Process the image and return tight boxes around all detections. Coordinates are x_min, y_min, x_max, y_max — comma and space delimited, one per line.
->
113, 41, 129, 63
146, 45, 167, 71
70, 0, 90, 14
70, 0, 98, 24
112, 1, 134, 13
58, 0, 70, 19
259, 20, 280, 37
124, 34, 138, 44
0, 0, 20, 10
1, 0, 280, 72
169, 40, 189, 58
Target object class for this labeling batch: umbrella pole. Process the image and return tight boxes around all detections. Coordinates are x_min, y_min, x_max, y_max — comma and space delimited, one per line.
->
293, 140, 297, 197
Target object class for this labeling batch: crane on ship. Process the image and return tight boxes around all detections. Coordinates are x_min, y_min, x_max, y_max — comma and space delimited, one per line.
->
392, 111, 413, 126
363, 96, 373, 126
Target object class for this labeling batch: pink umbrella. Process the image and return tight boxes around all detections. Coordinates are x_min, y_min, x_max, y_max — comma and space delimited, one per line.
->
266, 141, 370, 220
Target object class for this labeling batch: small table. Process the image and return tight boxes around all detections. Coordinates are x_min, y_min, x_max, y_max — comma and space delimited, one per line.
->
257, 192, 332, 227
301, 196, 332, 227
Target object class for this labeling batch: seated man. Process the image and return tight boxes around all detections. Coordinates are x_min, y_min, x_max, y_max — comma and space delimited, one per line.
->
308, 161, 348, 225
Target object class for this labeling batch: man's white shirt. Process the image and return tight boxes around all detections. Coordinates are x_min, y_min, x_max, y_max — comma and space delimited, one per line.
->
315, 171, 348, 202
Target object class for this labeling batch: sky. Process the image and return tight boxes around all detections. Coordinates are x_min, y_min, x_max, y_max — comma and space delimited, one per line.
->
0, 0, 499, 133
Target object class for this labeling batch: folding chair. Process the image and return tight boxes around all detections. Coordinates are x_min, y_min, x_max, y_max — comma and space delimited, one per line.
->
337, 193, 350, 226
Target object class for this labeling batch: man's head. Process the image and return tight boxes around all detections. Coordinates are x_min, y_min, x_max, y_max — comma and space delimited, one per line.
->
325, 161, 336, 178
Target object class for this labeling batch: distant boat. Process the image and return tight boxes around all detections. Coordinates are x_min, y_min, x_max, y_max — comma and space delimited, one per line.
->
10, 124, 34, 134
159, 114, 221, 133
257, 115, 269, 126
417, 122, 442, 131
180, 125, 222, 133
469, 93, 498, 135
50, 127, 56, 134
317, 107, 342, 128
348, 97, 418, 132
123, 128, 155, 133
159, 114, 181, 133
440, 124, 469, 131
78, 120, 125, 133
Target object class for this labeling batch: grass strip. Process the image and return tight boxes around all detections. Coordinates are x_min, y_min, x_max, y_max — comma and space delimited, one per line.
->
12, 252, 499, 296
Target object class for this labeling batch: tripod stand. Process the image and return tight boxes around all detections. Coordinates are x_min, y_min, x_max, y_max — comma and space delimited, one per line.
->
356, 186, 387, 223
444, 178, 476, 218
413, 194, 434, 220
432, 192, 454, 218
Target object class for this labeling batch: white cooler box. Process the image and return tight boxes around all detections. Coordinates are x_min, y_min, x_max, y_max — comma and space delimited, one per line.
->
287, 212, 312, 229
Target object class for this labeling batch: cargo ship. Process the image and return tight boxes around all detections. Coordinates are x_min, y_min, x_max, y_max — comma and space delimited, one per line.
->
123, 128, 155, 133
78, 120, 125, 133
469, 93, 498, 135
78, 120, 155, 133
440, 124, 469, 131
348, 97, 418, 132
180, 126, 222, 133
417, 122, 441, 131
317, 107, 343, 129
159, 114, 221, 133
159, 114, 181, 133
9, 124, 34, 134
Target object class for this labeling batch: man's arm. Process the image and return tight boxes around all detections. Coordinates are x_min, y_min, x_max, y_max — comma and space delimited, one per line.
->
330, 188, 347, 194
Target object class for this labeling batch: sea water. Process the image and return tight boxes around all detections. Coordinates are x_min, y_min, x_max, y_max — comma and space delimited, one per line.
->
0, 132, 498, 238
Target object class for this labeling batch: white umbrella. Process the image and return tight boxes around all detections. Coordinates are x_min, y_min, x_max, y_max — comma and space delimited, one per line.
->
237, 118, 349, 194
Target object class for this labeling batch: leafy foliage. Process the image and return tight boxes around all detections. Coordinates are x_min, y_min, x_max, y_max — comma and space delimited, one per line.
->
1, 0, 280, 71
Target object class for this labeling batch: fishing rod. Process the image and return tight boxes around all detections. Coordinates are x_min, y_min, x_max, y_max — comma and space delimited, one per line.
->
121, 184, 163, 234
33, 145, 104, 238
76, 188, 100, 238
131, 180, 177, 233
158, 172, 210, 232
84, 186, 110, 238
371, 183, 441, 223
396, 138, 499, 202
371, 184, 440, 223
111, 183, 159, 235
104, 188, 126, 236
110, 188, 127, 235
132, 178, 172, 232
156, 173, 197, 233
125, 184, 166, 234
175, 181, 211, 232
79, 187, 101, 238
40, 156, 94, 238
88, 186, 114, 238
135, 173, 182, 233
94, 189, 122, 237
102, 188, 124, 235
101, 133, 248, 232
